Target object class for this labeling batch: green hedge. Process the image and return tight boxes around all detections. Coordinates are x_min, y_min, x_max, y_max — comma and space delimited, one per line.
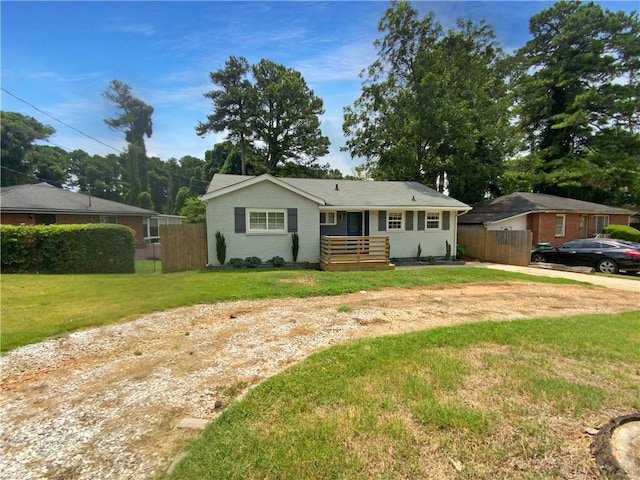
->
603, 224, 640, 242
1, 224, 135, 274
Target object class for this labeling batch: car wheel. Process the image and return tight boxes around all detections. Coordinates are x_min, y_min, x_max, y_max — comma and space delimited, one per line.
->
596, 258, 618, 274
531, 253, 546, 263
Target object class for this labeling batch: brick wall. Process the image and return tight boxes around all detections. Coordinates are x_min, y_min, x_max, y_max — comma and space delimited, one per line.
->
529, 212, 631, 246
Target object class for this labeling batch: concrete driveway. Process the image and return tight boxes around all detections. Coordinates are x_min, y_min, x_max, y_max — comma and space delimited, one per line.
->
475, 262, 640, 295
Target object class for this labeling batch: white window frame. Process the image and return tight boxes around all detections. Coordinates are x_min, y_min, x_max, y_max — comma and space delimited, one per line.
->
246, 208, 287, 234
594, 215, 609, 234
320, 211, 337, 225
555, 214, 566, 237
387, 211, 404, 231
425, 212, 441, 230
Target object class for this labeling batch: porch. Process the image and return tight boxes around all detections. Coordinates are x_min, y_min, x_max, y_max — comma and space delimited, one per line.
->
319, 235, 395, 271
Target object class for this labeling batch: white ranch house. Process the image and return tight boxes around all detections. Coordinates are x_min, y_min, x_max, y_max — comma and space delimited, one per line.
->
201, 174, 470, 270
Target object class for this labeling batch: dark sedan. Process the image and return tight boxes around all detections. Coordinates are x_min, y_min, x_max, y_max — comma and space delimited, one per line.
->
531, 238, 640, 274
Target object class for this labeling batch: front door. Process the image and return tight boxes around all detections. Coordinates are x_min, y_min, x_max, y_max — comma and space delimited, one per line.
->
346, 212, 363, 236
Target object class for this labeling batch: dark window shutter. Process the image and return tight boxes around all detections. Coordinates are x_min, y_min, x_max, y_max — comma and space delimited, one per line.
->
234, 207, 246, 233
418, 211, 425, 230
287, 208, 298, 232
442, 211, 450, 231
378, 211, 386, 231
405, 211, 413, 231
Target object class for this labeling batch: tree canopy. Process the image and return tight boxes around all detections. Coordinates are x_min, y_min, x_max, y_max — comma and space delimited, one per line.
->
342, 1, 515, 204
1, 111, 56, 186
197, 57, 330, 174
103, 79, 154, 206
513, 0, 640, 205
3, 0, 638, 209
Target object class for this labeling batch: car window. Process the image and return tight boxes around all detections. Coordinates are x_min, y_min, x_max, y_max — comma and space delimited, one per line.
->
582, 241, 602, 248
559, 241, 582, 249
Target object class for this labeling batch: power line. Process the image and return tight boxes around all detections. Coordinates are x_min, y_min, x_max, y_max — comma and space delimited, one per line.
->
1, 87, 125, 154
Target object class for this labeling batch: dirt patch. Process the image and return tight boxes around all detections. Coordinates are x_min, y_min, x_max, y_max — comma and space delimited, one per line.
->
0, 282, 636, 480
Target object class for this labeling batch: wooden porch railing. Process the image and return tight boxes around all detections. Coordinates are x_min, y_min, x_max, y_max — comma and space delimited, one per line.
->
319, 235, 393, 271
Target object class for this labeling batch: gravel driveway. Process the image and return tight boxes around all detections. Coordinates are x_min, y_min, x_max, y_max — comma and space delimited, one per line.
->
1, 280, 637, 480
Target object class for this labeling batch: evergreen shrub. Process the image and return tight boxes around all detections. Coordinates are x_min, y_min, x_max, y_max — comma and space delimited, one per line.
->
244, 256, 262, 268
0, 224, 135, 274
603, 224, 640, 242
227, 258, 245, 268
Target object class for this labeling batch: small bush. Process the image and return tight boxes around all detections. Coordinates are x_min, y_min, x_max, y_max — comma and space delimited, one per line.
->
603, 224, 640, 242
268, 256, 285, 267
227, 258, 245, 268
457, 244, 468, 257
244, 256, 262, 268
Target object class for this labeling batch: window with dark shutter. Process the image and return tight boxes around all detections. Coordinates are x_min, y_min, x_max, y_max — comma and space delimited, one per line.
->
287, 208, 297, 232
234, 207, 246, 233
405, 211, 413, 231
442, 211, 450, 230
378, 211, 386, 231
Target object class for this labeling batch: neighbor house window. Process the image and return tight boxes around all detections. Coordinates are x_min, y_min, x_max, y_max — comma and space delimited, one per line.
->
247, 209, 286, 233
34, 214, 56, 225
144, 217, 160, 242
555, 214, 566, 237
99, 215, 118, 224
426, 212, 440, 230
387, 212, 403, 230
320, 211, 337, 225
594, 215, 609, 233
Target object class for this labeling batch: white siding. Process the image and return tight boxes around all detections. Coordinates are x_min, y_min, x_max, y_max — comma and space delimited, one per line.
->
370, 209, 458, 258
205, 181, 320, 265
486, 215, 527, 231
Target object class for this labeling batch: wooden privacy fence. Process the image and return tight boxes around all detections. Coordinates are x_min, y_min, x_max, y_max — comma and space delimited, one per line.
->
160, 223, 208, 273
458, 229, 533, 266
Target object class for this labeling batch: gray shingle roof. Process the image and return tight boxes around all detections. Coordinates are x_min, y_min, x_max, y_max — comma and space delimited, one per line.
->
458, 192, 635, 224
205, 174, 470, 210
0, 183, 157, 216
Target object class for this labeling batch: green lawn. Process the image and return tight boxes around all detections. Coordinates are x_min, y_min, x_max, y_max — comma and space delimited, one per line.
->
1, 265, 582, 352
167, 311, 640, 480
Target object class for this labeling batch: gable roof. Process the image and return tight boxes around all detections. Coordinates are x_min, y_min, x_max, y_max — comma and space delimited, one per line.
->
202, 174, 470, 210
459, 192, 635, 225
0, 183, 157, 217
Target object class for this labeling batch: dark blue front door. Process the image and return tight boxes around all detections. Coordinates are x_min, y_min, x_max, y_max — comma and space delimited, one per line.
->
346, 212, 363, 236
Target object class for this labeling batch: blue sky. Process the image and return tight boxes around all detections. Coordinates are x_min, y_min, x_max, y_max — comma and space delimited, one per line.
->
1, 1, 637, 175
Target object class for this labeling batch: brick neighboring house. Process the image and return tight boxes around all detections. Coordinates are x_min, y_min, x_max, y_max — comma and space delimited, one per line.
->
458, 192, 635, 246
0, 183, 157, 257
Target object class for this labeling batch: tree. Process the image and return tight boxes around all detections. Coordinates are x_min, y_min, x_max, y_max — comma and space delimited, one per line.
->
513, 0, 640, 205
180, 197, 206, 223
198, 57, 330, 174
1, 111, 55, 186
27, 145, 70, 188
103, 80, 154, 204
147, 156, 170, 213
196, 56, 253, 175
69, 150, 123, 202
342, 1, 514, 203
251, 59, 330, 172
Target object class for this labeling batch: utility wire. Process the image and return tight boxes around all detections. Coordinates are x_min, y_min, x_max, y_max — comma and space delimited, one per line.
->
1, 87, 124, 154
2, 88, 211, 188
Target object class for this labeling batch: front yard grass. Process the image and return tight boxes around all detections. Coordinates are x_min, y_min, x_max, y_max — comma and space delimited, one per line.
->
0, 265, 583, 352
167, 311, 640, 480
